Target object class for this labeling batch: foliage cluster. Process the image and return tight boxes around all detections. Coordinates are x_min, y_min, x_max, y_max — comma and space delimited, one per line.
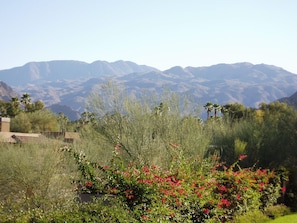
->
0, 142, 78, 222
1, 83, 297, 222
0, 93, 62, 133
0, 93, 44, 117
60, 145, 284, 222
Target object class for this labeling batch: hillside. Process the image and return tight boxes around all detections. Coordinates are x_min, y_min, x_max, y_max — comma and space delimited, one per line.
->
278, 91, 297, 108
1, 60, 297, 119
0, 60, 158, 86
0, 81, 18, 101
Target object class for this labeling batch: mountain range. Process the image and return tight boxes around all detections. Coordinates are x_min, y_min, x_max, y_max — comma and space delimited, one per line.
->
1, 60, 297, 120
0, 81, 18, 101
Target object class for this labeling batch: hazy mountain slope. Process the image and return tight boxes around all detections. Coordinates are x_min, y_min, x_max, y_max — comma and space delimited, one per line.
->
0, 81, 19, 101
47, 104, 81, 121
0, 60, 158, 86
1, 60, 297, 120
121, 62, 297, 107
278, 91, 297, 108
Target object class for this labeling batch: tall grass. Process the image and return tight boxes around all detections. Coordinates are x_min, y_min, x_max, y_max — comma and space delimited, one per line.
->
0, 141, 77, 214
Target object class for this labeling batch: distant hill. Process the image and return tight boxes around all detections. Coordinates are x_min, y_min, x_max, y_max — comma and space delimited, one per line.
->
0, 81, 18, 101
0, 60, 158, 86
1, 60, 297, 120
278, 91, 297, 109
47, 104, 80, 121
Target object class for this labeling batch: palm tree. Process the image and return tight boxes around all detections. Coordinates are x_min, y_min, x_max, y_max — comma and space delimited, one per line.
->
213, 103, 221, 118
20, 93, 31, 112
80, 111, 97, 125
11, 97, 20, 110
57, 112, 69, 132
204, 102, 213, 119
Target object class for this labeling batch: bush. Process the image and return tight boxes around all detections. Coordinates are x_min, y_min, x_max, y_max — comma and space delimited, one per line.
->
0, 198, 136, 223
0, 143, 77, 215
264, 204, 291, 219
61, 145, 284, 222
232, 210, 270, 223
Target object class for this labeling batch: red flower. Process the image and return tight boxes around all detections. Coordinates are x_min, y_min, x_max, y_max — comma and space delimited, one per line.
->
238, 154, 247, 161
125, 189, 134, 199
281, 187, 286, 193
85, 181, 93, 188
142, 166, 150, 173
218, 185, 228, 192
204, 208, 210, 214
176, 198, 182, 206
141, 215, 149, 220
259, 182, 265, 189
220, 199, 231, 207
195, 191, 203, 198
178, 189, 186, 196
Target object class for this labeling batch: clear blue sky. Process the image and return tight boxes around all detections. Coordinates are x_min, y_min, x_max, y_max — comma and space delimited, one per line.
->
1, 0, 297, 73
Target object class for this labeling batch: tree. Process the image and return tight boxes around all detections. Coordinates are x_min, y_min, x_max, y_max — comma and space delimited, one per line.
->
57, 112, 69, 132
204, 102, 213, 119
222, 103, 245, 119
10, 113, 32, 133
28, 110, 60, 132
79, 112, 97, 126
257, 101, 297, 168
20, 93, 32, 112
31, 100, 44, 112
213, 103, 221, 118
10, 110, 59, 133
4, 97, 21, 117
0, 100, 7, 116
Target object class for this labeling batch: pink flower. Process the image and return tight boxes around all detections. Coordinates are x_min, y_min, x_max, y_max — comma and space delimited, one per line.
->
281, 187, 286, 193
239, 154, 247, 161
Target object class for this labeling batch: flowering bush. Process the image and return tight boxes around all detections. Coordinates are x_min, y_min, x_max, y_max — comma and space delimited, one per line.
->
62, 145, 285, 222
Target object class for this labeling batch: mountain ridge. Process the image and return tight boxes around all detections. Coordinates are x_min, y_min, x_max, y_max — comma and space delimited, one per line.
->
0, 60, 158, 86
1, 60, 297, 120
0, 81, 18, 101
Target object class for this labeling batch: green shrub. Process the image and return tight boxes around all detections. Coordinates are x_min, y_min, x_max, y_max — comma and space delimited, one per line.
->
0, 198, 136, 223
0, 142, 77, 214
86, 83, 209, 169
265, 204, 291, 219
62, 145, 284, 222
232, 210, 270, 223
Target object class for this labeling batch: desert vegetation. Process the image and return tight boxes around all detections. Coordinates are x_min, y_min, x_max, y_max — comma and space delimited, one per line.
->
1, 83, 297, 222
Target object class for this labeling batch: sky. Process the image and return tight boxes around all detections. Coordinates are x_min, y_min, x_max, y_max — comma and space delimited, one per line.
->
1, 0, 297, 73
